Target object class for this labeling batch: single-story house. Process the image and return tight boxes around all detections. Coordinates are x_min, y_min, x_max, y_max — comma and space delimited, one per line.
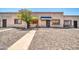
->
0, 12, 79, 28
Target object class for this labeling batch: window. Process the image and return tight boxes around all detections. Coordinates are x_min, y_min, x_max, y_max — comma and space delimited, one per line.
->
64, 20, 72, 27
31, 19, 38, 24
52, 19, 60, 25
64, 20, 72, 25
14, 19, 22, 24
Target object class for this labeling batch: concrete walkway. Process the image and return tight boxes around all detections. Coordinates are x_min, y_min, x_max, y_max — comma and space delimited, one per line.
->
0, 28, 13, 32
8, 30, 36, 50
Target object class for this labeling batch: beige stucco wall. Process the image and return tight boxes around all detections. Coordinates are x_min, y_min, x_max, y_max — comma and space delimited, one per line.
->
0, 13, 27, 27
64, 16, 79, 28
32, 12, 64, 27
41, 20, 46, 27
0, 12, 79, 28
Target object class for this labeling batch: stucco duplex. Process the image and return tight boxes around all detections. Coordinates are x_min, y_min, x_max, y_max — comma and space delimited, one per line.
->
0, 12, 79, 28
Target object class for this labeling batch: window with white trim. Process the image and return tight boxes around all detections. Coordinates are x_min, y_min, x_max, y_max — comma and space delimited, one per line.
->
14, 19, 22, 24
52, 19, 60, 25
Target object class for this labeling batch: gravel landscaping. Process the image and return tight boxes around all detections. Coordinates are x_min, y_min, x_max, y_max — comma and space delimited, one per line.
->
0, 28, 29, 50
28, 28, 79, 50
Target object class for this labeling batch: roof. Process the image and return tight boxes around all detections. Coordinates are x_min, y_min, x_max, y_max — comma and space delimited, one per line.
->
64, 15, 79, 17
0, 12, 79, 17
32, 12, 63, 14
0, 12, 18, 14
0, 12, 63, 14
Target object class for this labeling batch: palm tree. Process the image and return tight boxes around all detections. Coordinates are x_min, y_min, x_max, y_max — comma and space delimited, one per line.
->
17, 9, 32, 29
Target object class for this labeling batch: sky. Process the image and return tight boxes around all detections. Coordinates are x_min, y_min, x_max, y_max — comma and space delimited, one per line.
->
0, 8, 79, 15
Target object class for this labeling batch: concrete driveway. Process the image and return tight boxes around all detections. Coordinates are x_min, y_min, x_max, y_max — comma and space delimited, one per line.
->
28, 28, 79, 50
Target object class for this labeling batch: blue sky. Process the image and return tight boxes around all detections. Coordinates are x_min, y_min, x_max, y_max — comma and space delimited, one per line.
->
0, 8, 79, 15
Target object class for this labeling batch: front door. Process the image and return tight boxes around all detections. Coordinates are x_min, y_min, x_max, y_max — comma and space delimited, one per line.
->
74, 21, 77, 28
46, 20, 50, 27
2, 19, 7, 27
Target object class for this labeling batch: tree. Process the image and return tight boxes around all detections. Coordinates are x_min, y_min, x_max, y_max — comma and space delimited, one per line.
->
17, 9, 32, 29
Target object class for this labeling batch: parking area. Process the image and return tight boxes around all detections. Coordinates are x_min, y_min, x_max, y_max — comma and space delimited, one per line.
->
28, 28, 79, 50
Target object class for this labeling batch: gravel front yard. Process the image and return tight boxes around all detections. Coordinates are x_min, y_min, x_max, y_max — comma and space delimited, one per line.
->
0, 28, 29, 50
28, 28, 79, 50
0, 28, 9, 30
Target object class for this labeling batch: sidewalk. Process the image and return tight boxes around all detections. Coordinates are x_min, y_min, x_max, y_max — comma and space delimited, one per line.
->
8, 30, 36, 50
